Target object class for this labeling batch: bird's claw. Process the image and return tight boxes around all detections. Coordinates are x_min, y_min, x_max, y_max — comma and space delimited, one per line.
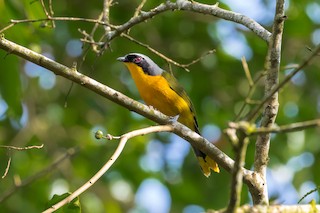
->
169, 114, 180, 123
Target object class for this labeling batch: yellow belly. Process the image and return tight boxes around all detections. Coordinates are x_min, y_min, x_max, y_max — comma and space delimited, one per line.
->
125, 63, 194, 129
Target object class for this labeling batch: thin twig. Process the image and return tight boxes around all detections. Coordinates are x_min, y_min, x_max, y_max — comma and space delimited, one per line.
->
48, 0, 54, 16
39, 0, 55, 27
253, 119, 320, 134
0, 16, 117, 34
234, 60, 264, 121
134, 0, 147, 17
122, 33, 215, 71
0, 23, 15, 34
236, 50, 300, 123
39, 0, 51, 18
246, 44, 320, 122
242, 56, 254, 87
181, 49, 216, 68
0, 144, 44, 150
298, 186, 320, 204
0, 147, 79, 203
227, 134, 249, 212
2, 156, 12, 179
10, 16, 116, 27
0, 144, 44, 178
43, 125, 174, 213
127, 0, 148, 34
121, 33, 190, 71
281, 64, 299, 70
228, 119, 320, 136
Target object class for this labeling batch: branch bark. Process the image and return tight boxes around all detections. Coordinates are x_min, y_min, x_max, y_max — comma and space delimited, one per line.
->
225, 129, 249, 212
251, 0, 285, 205
108, 1, 271, 43
1, 1, 271, 43
209, 204, 320, 213
0, 36, 254, 182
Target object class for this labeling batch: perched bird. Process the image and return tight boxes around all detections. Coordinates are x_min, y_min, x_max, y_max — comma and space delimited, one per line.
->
117, 53, 219, 177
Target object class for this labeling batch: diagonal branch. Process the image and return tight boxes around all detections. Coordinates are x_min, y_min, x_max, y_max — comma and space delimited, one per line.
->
108, 1, 271, 42
121, 33, 215, 72
0, 36, 250, 180
43, 125, 174, 212
1, 1, 270, 43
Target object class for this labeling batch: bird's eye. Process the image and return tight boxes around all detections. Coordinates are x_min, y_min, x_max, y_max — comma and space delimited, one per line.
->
133, 57, 143, 64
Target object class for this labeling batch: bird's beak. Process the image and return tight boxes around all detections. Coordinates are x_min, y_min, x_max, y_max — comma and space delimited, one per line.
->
117, 56, 127, 62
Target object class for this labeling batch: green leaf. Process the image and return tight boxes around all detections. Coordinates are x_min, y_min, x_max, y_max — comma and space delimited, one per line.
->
45, 193, 81, 213
0, 54, 22, 118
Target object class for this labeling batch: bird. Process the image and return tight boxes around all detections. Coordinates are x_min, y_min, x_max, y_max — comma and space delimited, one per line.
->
117, 53, 219, 177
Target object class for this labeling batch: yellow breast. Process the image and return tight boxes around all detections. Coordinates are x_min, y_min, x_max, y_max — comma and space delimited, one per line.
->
125, 63, 194, 128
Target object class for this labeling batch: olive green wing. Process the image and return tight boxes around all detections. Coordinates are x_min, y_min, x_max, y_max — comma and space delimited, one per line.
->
161, 71, 200, 134
162, 71, 220, 176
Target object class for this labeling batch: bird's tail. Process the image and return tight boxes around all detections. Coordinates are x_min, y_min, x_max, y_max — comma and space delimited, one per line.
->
188, 113, 219, 177
193, 147, 220, 177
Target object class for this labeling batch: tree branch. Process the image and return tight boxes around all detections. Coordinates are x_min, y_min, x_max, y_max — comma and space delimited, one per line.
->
108, 1, 271, 42
228, 119, 320, 135
1, 1, 270, 43
0, 36, 253, 182
0, 144, 44, 151
225, 128, 249, 212
43, 125, 174, 212
121, 33, 215, 72
2, 156, 11, 179
245, 44, 320, 122
251, 0, 285, 205
39, 0, 55, 28
253, 119, 320, 134
0, 144, 44, 178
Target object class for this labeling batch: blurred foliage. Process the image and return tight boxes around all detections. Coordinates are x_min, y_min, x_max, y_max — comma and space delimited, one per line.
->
46, 193, 81, 213
0, 0, 320, 212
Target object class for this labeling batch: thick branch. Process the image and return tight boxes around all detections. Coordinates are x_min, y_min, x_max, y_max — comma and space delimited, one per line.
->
252, 0, 285, 205
0, 36, 256, 184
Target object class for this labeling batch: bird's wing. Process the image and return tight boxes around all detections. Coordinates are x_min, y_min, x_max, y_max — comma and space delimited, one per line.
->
161, 71, 200, 133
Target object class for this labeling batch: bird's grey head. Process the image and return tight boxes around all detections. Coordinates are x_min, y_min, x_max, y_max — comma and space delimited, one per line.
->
117, 53, 163, 76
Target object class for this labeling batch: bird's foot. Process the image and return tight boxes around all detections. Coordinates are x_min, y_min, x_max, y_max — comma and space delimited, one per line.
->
168, 114, 180, 124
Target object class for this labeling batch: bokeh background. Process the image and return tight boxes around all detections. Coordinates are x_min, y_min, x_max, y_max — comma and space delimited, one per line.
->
0, 0, 319, 212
